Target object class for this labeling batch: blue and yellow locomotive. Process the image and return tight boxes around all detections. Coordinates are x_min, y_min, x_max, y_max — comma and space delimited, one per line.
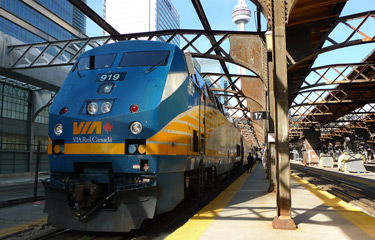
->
43, 40, 250, 232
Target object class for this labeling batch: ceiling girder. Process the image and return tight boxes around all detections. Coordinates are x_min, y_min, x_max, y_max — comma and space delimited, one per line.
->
4, 28, 261, 145
289, 11, 375, 71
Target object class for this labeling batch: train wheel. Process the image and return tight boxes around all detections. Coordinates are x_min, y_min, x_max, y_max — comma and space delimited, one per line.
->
206, 166, 218, 188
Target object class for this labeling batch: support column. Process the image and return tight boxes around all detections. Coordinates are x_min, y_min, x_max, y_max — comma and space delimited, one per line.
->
27, 90, 34, 172
267, 55, 276, 192
271, 0, 296, 230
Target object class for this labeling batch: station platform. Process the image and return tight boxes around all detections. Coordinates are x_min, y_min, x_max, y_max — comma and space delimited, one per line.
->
0, 172, 47, 203
166, 163, 375, 240
0, 172, 48, 238
0, 164, 375, 239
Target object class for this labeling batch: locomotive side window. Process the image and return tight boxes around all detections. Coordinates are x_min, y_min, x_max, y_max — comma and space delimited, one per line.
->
118, 51, 170, 67
74, 53, 117, 71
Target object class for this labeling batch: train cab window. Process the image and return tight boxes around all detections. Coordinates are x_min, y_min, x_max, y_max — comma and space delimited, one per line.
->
74, 53, 117, 71
118, 51, 170, 67
94, 53, 117, 69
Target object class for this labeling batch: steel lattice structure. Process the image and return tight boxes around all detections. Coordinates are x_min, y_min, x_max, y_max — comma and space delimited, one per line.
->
288, 10, 375, 142
5, 29, 264, 145
2, 0, 375, 147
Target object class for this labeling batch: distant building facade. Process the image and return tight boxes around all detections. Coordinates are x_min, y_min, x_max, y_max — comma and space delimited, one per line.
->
104, 0, 180, 46
0, 0, 86, 173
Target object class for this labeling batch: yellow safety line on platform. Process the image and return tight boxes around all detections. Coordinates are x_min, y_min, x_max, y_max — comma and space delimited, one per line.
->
292, 173, 375, 238
165, 170, 252, 240
0, 217, 47, 238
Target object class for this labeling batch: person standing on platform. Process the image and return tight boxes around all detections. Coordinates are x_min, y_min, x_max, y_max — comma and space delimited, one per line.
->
262, 147, 267, 170
247, 153, 255, 173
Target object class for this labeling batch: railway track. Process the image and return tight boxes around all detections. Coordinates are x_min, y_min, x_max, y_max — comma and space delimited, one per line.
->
0, 183, 45, 208
3, 171, 242, 240
291, 164, 375, 217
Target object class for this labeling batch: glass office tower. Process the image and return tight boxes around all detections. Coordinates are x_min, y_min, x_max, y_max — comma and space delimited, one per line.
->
0, 0, 86, 42
0, 0, 86, 173
104, 0, 180, 46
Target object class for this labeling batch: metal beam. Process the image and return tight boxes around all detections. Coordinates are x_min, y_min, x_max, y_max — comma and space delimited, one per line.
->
291, 99, 375, 107
289, 11, 375, 71
0, 66, 69, 92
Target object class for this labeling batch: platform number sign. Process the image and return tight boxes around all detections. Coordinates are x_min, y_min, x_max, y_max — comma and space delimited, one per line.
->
253, 111, 267, 120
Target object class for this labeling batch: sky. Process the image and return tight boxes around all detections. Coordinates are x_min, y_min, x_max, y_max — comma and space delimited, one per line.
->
85, 0, 374, 33
85, 0, 374, 68
86, 0, 264, 36
83, 0, 374, 118
85, 0, 374, 101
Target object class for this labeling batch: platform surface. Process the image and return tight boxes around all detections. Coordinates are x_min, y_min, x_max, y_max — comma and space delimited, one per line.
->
167, 163, 375, 240
1, 165, 375, 239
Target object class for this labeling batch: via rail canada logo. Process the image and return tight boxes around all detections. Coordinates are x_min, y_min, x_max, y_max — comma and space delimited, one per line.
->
72, 121, 113, 143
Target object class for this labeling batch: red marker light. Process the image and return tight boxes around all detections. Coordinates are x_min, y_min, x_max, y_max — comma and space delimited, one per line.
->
60, 107, 68, 115
130, 104, 139, 113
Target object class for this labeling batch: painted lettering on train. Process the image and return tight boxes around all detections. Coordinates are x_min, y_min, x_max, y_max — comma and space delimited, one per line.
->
73, 121, 102, 135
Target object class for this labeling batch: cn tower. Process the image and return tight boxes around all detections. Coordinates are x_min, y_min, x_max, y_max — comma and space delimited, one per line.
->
231, 0, 251, 110
232, 0, 251, 31
232, 0, 251, 77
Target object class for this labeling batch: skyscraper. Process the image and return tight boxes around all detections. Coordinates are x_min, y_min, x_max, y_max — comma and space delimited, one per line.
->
104, 0, 180, 46
0, 0, 87, 43
0, 0, 87, 173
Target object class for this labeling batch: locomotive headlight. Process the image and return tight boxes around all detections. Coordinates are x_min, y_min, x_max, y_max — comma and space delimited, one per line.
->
87, 102, 99, 115
130, 121, 143, 134
103, 84, 113, 93
54, 123, 63, 135
101, 102, 112, 113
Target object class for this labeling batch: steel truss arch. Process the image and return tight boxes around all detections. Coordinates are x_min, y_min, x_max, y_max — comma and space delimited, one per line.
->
292, 62, 375, 94
289, 11, 375, 71
4, 29, 265, 146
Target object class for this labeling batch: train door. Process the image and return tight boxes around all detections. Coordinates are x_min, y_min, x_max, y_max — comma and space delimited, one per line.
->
199, 90, 206, 157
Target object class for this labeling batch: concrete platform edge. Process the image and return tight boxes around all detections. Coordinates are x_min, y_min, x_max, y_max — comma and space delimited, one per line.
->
292, 173, 375, 238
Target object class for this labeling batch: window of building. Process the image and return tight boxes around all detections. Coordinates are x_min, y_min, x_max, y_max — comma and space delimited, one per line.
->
35, 105, 50, 124
0, 133, 28, 151
0, 17, 43, 43
33, 135, 48, 152
0, 83, 29, 121
0, 0, 82, 41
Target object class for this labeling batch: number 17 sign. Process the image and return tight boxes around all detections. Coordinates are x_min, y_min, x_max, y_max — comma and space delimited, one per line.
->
253, 111, 267, 120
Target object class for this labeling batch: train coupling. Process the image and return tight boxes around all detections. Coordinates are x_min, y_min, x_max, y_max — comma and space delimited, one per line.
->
72, 181, 100, 209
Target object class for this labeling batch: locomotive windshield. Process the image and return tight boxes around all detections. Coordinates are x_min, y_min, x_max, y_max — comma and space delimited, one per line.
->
74, 53, 117, 71
119, 51, 170, 67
